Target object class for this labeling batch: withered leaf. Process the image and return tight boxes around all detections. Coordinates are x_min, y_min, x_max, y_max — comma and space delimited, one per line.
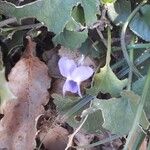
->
0, 37, 51, 149
38, 126, 69, 150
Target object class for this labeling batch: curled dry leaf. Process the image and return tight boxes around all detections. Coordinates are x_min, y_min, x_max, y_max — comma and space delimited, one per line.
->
0, 37, 51, 149
38, 126, 69, 150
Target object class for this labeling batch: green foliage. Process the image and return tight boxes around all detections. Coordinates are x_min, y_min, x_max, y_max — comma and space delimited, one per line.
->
132, 76, 150, 119
0, 0, 100, 50
52, 94, 104, 133
107, 0, 131, 25
130, 5, 150, 41
92, 91, 149, 135
87, 65, 128, 97
79, 39, 105, 58
0, 0, 150, 148
53, 29, 88, 49
0, 0, 99, 34
72, 5, 85, 25
132, 77, 146, 95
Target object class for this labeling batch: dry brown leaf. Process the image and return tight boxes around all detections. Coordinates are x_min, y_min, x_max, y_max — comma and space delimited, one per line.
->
74, 132, 96, 150
38, 126, 69, 150
0, 37, 51, 150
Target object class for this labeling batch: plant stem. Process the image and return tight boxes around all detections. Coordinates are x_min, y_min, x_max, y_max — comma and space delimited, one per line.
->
123, 67, 150, 150
65, 115, 88, 150
127, 37, 134, 90
1, 23, 43, 32
127, 43, 150, 49
106, 26, 111, 66
121, 1, 147, 78
65, 101, 93, 150
112, 43, 150, 52
96, 28, 107, 47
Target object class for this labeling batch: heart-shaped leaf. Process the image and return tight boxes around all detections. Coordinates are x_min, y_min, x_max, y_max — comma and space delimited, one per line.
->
53, 29, 88, 50
107, 0, 131, 26
130, 4, 150, 41
87, 65, 128, 97
92, 91, 149, 135
52, 94, 103, 133
79, 38, 105, 58
132, 76, 150, 119
0, 0, 99, 34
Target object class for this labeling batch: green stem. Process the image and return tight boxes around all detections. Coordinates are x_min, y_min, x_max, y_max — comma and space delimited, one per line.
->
106, 26, 111, 66
112, 43, 150, 51
127, 37, 134, 90
121, 1, 147, 78
127, 43, 150, 49
123, 67, 150, 150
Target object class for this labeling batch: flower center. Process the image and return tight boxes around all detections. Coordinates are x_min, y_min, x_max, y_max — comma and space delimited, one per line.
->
68, 80, 77, 89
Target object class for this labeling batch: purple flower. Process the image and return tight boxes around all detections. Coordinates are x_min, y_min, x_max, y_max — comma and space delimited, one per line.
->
58, 57, 94, 97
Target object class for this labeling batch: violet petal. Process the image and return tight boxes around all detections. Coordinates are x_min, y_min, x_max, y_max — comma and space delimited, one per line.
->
63, 80, 78, 96
71, 66, 94, 83
58, 57, 76, 78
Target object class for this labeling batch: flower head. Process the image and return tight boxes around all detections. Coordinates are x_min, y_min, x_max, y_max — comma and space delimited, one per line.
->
58, 57, 94, 97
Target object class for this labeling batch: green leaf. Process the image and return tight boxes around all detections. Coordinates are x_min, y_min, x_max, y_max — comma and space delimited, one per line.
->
0, 0, 99, 34
132, 76, 150, 119
92, 91, 149, 135
79, 38, 105, 58
129, 5, 150, 41
52, 94, 80, 114
87, 65, 128, 97
53, 29, 88, 49
72, 5, 85, 25
107, 0, 131, 26
65, 18, 81, 31
0, 68, 16, 105
132, 77, 146, 95
52, 94, 103, 133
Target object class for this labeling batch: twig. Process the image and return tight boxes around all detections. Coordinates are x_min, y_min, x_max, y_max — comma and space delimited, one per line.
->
2, 23, 43, 32
106, 26, 111, 66
96, 28, 107, 47
65, 101, 93, 150
65, 115, 89, 150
